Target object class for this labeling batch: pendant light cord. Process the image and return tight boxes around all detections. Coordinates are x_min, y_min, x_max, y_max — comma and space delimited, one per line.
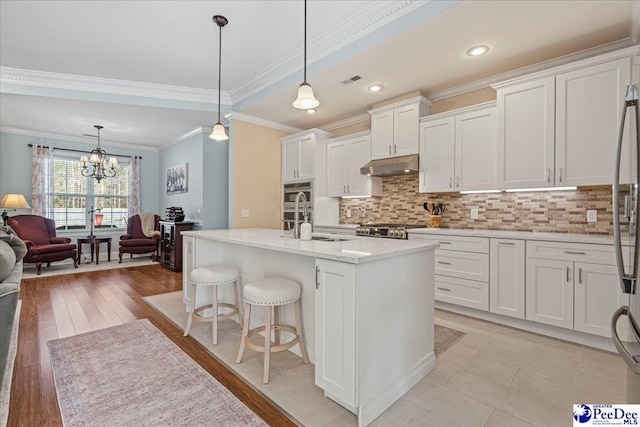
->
217, 23, 222, 124
303, 0, 307, 84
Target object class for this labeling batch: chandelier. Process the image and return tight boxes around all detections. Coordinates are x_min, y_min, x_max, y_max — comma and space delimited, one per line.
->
80, 125, 118, 182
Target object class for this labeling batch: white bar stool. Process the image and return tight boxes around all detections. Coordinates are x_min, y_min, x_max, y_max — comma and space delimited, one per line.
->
235, 277, 309, 384
183, 265, 243, 345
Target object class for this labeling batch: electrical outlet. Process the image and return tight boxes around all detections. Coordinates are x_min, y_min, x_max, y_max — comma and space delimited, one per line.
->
587, 210, 597, 223
471, 208, 479, 220
346, 208, 352, 218
241, 209, 249, 218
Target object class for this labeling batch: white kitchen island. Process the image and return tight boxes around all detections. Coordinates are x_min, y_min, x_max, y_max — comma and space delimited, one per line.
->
181, 228, 438, 427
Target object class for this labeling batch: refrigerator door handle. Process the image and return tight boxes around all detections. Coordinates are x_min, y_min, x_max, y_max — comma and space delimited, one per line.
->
611, 306, 640, 375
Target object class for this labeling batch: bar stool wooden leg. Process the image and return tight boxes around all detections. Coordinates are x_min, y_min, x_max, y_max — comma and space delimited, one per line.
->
236, 302, 251, 364
212, 285, 218, 345
295, 300, 309, 363
263, 306, 272, 384
273, 306, 281, 346
233, 280, 243, 325
183, 282, 195, 337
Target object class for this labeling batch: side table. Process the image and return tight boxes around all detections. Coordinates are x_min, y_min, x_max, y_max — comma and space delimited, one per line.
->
77, 236, 112, 265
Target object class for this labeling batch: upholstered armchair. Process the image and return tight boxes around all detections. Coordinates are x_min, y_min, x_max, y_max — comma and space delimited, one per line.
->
119, 214, 160, 263
7, 215, 78, 275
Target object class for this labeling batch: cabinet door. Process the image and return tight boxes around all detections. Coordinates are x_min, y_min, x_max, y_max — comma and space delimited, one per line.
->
489, 239, 525, 319
555, 58, 631, 186
298, 136, 315, 180
455, 108, 497, 191
371, 110, 394, 160
326, 141, 347, 197
282, 139, 298, 182
574, 262, 629, 338
394, 104, 420, 157
419, 117, 455, 193
347, 135, 375, 196
315, 259, 356, 407
497, 77, 555, 189
526, 258, 573, 328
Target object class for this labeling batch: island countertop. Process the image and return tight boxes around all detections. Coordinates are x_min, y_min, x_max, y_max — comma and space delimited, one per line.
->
181, 228, 438, 264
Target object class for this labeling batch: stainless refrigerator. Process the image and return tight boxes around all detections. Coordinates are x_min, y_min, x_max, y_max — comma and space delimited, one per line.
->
613, 83, 640, 403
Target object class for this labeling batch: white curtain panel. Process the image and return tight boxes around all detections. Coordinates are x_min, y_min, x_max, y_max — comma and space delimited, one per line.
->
128, 156, 141, 217
31, 145, 53, 217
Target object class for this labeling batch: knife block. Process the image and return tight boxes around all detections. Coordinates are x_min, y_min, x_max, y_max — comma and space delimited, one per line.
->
428, 215, 442, 228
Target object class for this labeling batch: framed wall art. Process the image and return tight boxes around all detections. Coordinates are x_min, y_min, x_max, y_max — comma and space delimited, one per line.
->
166, 162, 188, 194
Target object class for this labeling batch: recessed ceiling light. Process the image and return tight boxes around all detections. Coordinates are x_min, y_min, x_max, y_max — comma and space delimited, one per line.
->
367, 84, 384, 92
305, 108, 317, 114
466, 45, 489, 57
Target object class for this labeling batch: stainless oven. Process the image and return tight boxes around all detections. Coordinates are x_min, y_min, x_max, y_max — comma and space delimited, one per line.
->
283, 181, 313, 232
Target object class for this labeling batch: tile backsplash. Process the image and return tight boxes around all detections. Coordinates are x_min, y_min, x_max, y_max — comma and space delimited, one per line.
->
339, 175, 616, 235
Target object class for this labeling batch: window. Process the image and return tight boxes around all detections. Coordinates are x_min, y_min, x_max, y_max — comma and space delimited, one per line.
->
51, 154, 129, 231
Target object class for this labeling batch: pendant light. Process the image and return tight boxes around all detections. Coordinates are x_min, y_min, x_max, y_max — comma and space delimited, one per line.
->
210, 15, 229, 141
292, 0, 319, 110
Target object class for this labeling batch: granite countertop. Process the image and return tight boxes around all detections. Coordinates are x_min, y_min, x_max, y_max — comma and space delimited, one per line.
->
314, 224, 359, 230
407, 227, 627, 245
182, 228, 438, 264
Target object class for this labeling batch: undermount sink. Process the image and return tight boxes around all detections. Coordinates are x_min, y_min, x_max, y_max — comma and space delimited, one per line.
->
310, 236, 350, 242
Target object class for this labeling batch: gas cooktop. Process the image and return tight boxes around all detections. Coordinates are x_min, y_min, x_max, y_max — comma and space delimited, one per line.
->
355, 223, 427, 239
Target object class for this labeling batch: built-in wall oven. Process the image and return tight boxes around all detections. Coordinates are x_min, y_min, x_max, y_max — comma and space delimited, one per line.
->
283, 181, 313, 232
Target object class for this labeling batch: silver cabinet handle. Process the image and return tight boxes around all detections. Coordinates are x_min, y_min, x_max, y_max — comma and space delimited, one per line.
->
394, 144, 397, 154
347, 184, 350, 193
566, 266, 570, 282
343, 185, 346, 193
559, 168, 563, 182
437, 261, 451, 265
438, 241, 451, 244
449, 177, 453, 188
389, 145, 392, 155
316, 266, 319, 289
456, 176, 460, 188
564, 251, 586, 255
547, 168, 551, 183
437, 287, 451, 292
578, 267, 582, 284
498, 241, 515, 246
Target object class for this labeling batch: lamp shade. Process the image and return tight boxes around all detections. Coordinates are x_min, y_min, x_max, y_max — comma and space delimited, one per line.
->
209, 123, 228, 141
292, 83, 320, 110
0, 193, 31, 209
94, 213, 104, 227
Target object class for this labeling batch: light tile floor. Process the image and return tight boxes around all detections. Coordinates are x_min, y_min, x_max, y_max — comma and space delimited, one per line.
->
145, 292, 635, 427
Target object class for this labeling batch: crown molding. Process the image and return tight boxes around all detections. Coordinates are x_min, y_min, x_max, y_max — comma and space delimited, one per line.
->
229, 0, 425, 103
368, 95, 432, 115
321, 113, 370, 132
429, 40, 638, 101
224, 112, 302, 133
158, 126, 216, 151
0, 126, 159, 152
0, 67, 232, 105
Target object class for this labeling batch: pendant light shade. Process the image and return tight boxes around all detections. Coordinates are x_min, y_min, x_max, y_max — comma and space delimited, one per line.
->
293, 0, 319, 110
210, 15, 229, 141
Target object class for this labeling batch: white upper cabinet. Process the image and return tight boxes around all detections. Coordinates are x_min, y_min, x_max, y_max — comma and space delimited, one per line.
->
327, 132, 382, 197
370, 96, 431, 160
419, 103, 496, 193
555, 57, 631, 186
282, 129, 333, 183
496, 77, 555, 189
494, 52, 633, 189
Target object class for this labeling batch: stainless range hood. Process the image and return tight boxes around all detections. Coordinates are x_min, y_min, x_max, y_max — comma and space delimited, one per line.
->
360, 154, 419, 177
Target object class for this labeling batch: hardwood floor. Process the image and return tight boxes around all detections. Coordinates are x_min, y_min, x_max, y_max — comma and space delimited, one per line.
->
7, 264, 295, 427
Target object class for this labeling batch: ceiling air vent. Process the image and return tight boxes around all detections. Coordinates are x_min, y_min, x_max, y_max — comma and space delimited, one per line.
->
341, 75, 362, 85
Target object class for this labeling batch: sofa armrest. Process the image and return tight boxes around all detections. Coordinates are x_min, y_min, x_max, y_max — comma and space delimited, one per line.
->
50, 237, 71, 244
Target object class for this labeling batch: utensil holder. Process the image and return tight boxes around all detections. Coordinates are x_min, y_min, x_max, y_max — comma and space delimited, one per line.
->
428, 215, 442, 228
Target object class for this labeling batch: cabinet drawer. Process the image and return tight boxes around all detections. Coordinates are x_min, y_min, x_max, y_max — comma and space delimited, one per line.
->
435, 275, 489, 311
526, 240, 617, 265
435, 250, 489, 282
410, 234, 489, 253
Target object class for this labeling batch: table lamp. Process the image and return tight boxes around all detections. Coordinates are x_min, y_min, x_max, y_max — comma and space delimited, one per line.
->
87, 205, 102, 237
1, 193, 31, 226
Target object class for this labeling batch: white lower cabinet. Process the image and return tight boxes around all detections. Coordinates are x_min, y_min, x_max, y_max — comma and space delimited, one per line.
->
526, 258, 574, 329
182, 235, 195, 306
315, 259, 356, 408
489, 239, 525, 319
435, 275, 488, 310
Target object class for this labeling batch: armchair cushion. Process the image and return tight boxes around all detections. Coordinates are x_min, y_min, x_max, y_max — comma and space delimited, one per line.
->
50, 237, 71, 244
28, 243, 77, 255
119, 238, 158, 248
0, 240, 16, 282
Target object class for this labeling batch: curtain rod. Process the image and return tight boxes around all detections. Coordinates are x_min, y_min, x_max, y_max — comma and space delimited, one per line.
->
27, 144, 142, 159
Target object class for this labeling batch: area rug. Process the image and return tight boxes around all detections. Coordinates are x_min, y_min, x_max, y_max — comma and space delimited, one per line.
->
48, 319, 266, 427
143, 291, 468, 426
0, 301, 21, 427
22, 256, 155, 279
